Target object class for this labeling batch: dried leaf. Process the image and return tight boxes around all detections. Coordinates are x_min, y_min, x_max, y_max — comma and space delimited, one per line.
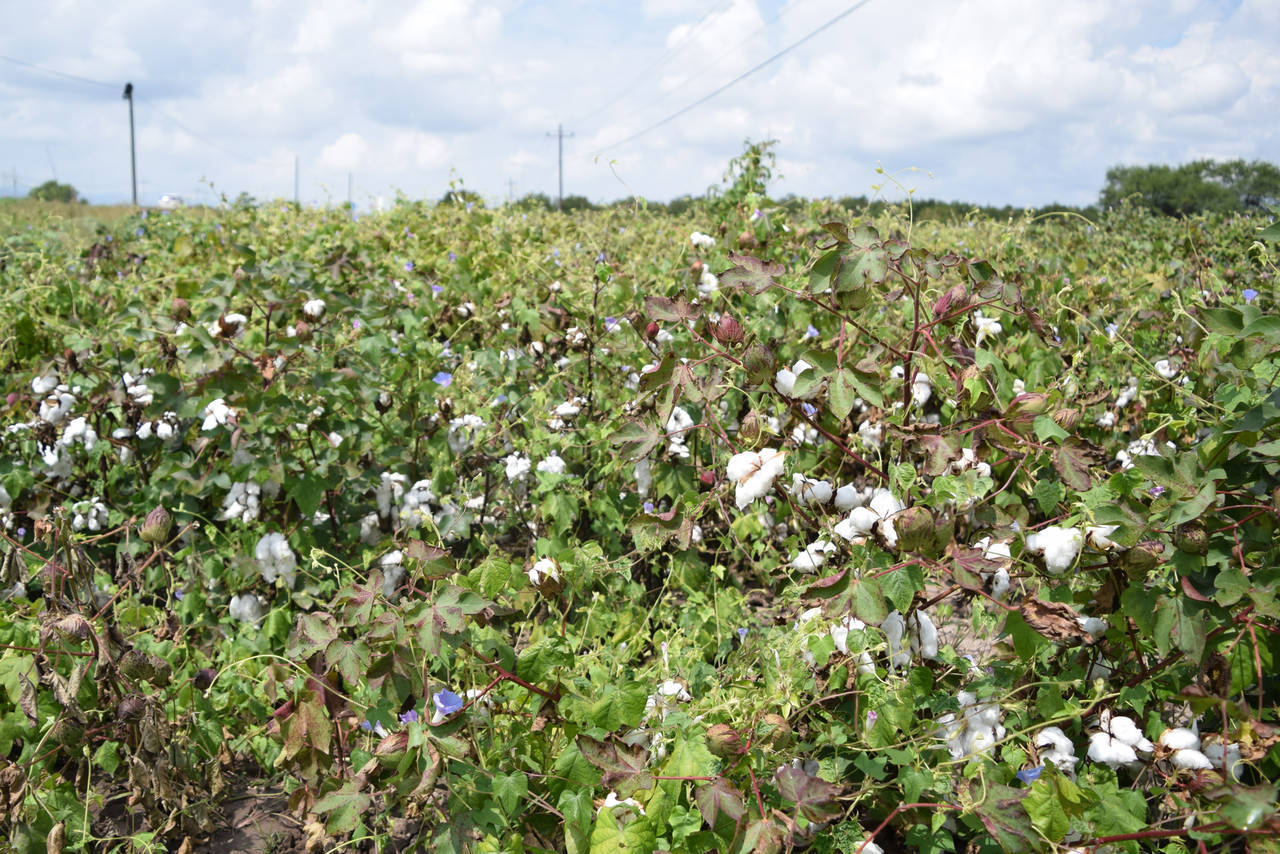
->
1018, 598, 1093, 646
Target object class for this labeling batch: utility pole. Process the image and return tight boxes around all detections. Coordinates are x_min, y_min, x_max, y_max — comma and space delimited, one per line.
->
506, 178, 516, 203
122, 83, 137, 205
347, 172, 352, 206
294, 155, 299, 205
546, 123, 573, 210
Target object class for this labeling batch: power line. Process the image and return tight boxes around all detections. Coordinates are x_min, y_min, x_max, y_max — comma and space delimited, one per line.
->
584, 0, 815, 148
0, 54, 117, 89
137, 96, 257, 164
586, 0, 876, 155
571, 0, 735, 126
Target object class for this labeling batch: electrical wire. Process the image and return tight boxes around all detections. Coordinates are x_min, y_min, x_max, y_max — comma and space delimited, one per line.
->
0, 54, 118, 89
586, 0, 876, 155
571, 0, 736, 126
137, 96, 258, 164
587, 0, 815, 148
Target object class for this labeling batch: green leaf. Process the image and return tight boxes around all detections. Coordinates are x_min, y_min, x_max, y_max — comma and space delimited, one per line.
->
288, 473, 327, 518
607, 420, 662, 461
1168, 480, 1217, 527
1031, 479, 1066, 516
493, 771, 528, 815
517, 636, 574, 685
1152, 595, 1206, 662
313, 785, 372, 836
829, 369, 858, 419
662, 733, 716, 779
880, 566, 923, 612
588, 811, 656, 854
1032, 415, 1070, 444
1217, 784, 1278, 830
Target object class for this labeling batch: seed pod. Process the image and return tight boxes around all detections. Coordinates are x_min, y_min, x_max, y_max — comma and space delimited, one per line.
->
1121, 540, 1163, 577
706, 723, 744, 758
711, 314, 745, 345
139, 506, 172, 545
170, 298, 191, 322
49, 718, 82, 750
117, 695, 147, 722
737, 410, 763, 446
47, 822, 65, 854
1174, 522, 1208, 555
643, 320, 660, 340
737, 231, 759, 250
146, 654, 172, 687
758, 713, 792, 749
119, 649, 154, 682
193, 668, 218, 691
294, 319, 313, 342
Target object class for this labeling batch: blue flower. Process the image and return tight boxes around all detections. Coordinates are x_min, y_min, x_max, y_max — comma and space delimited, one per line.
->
1243, 288, 1259, 303
432, 283, 444, 294
1016, 765, 1044, 784
449, 252, 457, 262
801, 403, 817, 418
643, 501, 654, 513
433, 371, 453, 387
173, 588, 184, 601
806, 324, 819, 338
399, 709, 420, 724
404, 261, 414, 272
552, 248, 560, 257
433, 689, 464, 716
736, 627, 748, 643
135, 228, 145, 237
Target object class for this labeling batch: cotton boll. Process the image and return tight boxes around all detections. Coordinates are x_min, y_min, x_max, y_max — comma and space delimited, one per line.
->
1088, 732, 1138, 768
1201, 742, 1243, 780
775, 359, 818, 399
528, 557, 560, 586
791, 474, 833, 504
634, 458, 652, 496
1035, 726, 1075, 756
229, 593, 268, 623
791, 539, 836, 573
1170, 748, 1214, 771
1076, 616, 1108, 639
1024, 526, 1083, 574
1086, 525, 1119, 551
989, 568, 1011, 600
911, 373, 933, 407
909, 610, 939, 659
966, 725, 997, 756
1106, 716, 1154, 754
1159, 727, 1201, 752
255, 532, 297, 588
833, 484, 870, 511
380, 551, 405, 598
881, 611, 909, 670
868, 489, 904, 519
857, 420, 884, 447
728, 448, 786, 510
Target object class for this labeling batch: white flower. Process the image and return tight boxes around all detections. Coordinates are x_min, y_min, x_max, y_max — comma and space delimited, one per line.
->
254, 532, 297, 588
726, 447, 786, 509
599, 791, 645, 816
219, 481, 261, 523
790, 474, 833, 504
644, 680, 692, 722
973, 311, 1003, 346
201, 398, 235, 431
537, 453, 566, 475
528, 558, 560, 586
775, 359, 819, 400
504, 453, 531, 483
229, 593, 268, 623
1024, 526, 1083, 574
303, 298, 327, 320
690, 231, 716, 249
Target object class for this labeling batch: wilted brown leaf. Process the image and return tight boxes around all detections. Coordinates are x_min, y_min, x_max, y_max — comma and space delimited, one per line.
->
1018, 598, 1094, 646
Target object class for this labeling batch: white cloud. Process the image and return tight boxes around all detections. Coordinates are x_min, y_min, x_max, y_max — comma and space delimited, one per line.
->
320, 133, 370, 170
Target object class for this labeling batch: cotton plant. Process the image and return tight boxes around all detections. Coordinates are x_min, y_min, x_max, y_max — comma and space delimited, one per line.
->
255, 532, 298, 588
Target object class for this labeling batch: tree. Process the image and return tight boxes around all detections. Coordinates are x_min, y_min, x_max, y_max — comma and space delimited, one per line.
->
28, 180, 81, 203
1100, 159, 1280, 216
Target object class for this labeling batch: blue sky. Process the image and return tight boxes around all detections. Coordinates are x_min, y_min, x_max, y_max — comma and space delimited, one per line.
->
1, 0, 1275, 208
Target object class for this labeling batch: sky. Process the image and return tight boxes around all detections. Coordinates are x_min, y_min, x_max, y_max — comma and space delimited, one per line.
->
1, 0, 1277, 209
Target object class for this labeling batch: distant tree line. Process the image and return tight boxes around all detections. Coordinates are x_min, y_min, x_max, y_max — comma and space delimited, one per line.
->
1099, 159, 1280, 217
25, 180, 85, 204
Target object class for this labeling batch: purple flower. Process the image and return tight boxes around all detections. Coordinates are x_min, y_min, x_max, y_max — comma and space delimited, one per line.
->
596, 252, 607, 263
737, 627, 748, 643
866, 710, 878, 727
404, 261, 414, 272
552, 248, 560, 257
1150, 485, 1166, 497
433, 689, 464, 716
806, 324, 819, 338
399, 709, 420, 724
135, 228, 145, 237
643, 501, 654, 513
1243, 288, 1259, 303
173, 588, 184, 601
352, 318, 362, 330
16, 527, 25, 540
433, 371, 453, 387
801, 402, 817, 418
448, 252, 457, 262
431, 283, 443, 294
1016, 765, 1044, 784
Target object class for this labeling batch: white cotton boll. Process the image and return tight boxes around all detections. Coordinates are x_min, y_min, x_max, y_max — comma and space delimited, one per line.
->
380, 551, 405, 598
1154, 359, 1178, 380
1086, 525, 1119, 551
911, 373, 933, 407
698, 269, 719, 296
857, 420, 884, 447
729, 448, 786, 510
555, 400, 582, 418
135, 421, 153, 440
1159, 727, 1202, 752
229, 593, 268, 623
775, 359, 818, 400
32, 372, 59, 395
446, 414, 485, 455
1201, 743, 1242, 780
537, 453, 566, 475
791, 474, 833, 504
1171, 748, 1214, 771
1077, 615, 1108, 638
634, 458, 652, 496
303, 298, 326, 320
1088, 732, 1139, 768
1107, 716, 1154, 754
791, 539, 836, 573
528, 558, 560, 586
359, 512, 381, 545
833, 484, 869, 511
868, 489, 904, 519
255, 532, 297, 588
39, 391, 76, 425
1025, 526, 1083, 574
909, 610, 939, 659
989, 568, 1011, 600
1036, 726, 1075, 756
201, 398, 235, 431
376, 472, 407, 519
504, 453, 531, 483
847, 506, 880, 535
1096, 411, 1116, 428
690, 231, 715, 249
